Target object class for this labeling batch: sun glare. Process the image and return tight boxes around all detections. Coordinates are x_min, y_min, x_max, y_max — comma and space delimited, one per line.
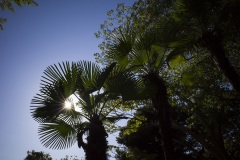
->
64, 94, 80, 110
64, 94, 87, 122
64, 101, 72, 109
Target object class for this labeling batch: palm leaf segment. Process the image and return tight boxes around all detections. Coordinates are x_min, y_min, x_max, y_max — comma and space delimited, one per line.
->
107, 29, 170, 100
31, 61, 117, 149
109, 28, 167, 73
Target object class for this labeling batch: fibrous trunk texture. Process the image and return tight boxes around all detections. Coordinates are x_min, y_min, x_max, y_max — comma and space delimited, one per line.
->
147, 73, 175, 160
86, 115, 108, 160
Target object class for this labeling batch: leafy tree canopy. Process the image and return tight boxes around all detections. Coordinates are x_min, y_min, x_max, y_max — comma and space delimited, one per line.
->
95, 0, 240, 159
0, 0, 37, 30
24, 150, 52, 160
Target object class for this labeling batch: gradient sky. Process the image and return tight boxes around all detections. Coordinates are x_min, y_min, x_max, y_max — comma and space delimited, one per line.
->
0, 1, 134, 159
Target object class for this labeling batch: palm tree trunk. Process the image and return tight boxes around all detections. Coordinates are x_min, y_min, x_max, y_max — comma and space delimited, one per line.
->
86, 115, 108, 160
147, 73, 175, 160
202, 31, 240, 93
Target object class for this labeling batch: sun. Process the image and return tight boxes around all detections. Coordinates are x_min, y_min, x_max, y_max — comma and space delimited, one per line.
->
64, 101, 72, 109
64, 94, 80, 110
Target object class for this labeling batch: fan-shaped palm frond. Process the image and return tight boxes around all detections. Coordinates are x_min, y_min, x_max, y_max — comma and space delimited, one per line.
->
32, 61, 81, 119
104, 65, 156, 101
38, 120, 76, 149
107, 29, 136, 64
31, 81, 73, 122
108, 28, 168, 74
75, 61, 101, 93
93, 62, 116, 91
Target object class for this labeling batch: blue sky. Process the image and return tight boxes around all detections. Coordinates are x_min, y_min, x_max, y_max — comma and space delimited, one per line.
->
0, 1, 134, 159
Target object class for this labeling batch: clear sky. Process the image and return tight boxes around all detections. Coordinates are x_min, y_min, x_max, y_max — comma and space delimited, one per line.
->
0, 1, 134, 159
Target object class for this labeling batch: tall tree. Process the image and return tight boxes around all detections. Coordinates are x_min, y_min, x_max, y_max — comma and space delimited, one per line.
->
96, 0, 240, 159
31, 61, 134, 160
167, 52, 240, 159
106, 28, 176, 159
168, 0, 240, 93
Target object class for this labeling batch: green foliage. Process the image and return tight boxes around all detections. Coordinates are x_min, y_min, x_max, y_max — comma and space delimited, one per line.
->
0, 18, 7, 30
28, 0, 240, 159
115, 107, 163, 160
168, 54, 187, 68
31, 60, 143, 160
95, 0, 173, 64
0, 0, 38, 30
24, 150, 52, 160
181, 71, 196, 87
96, 0, 240, 159
167, 52, 240, 159
122, 115, 146, 136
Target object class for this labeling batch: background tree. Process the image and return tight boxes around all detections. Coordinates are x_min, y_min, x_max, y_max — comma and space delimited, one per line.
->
168, 0, 240, 93
95, 0, 240, 159
167, 52, 240, 159
115, 104, 164, 160
24, 150, 52, 160
115, 105, 203, 160
0, 0, 37, 30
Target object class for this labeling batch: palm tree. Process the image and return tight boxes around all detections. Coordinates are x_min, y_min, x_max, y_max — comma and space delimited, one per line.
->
31, 61, 131, 160
107, 28, 176, 160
